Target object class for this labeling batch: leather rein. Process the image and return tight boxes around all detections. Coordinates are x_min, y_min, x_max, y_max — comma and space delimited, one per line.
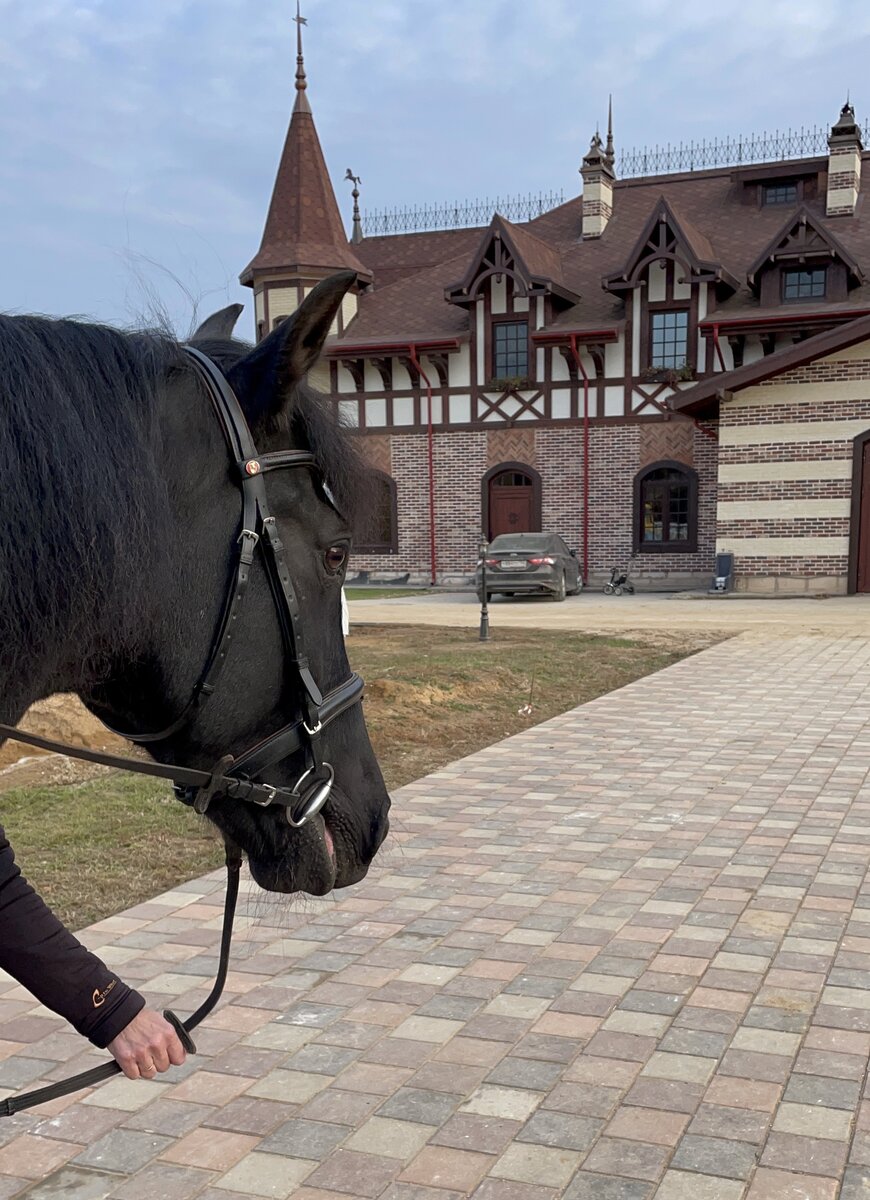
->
0, 345, 363, 1114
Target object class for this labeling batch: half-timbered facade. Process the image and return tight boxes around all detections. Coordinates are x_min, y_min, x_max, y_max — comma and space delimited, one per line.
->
241, 41, 870, 594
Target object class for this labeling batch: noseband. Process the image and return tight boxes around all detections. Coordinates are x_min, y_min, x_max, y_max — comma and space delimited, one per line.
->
123, 345, 364, 827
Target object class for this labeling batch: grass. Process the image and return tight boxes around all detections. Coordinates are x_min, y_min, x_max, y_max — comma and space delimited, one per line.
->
1, 624, 713, 929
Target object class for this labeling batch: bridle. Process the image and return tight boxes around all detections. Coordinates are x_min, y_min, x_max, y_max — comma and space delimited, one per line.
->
144, 345, 364, 826
0, 345, 364, 1115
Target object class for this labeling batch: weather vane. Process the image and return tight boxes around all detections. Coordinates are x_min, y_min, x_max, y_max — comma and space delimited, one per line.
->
345, 169, 363, 244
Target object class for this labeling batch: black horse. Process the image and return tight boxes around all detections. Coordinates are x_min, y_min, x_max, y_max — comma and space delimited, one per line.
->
0, 271, 390, 897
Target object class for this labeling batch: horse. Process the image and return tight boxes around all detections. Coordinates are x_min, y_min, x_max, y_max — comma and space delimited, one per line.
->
0, 270, 390, 897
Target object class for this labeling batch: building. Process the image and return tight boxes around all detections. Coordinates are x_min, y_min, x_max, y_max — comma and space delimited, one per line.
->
240, 24, 870, 595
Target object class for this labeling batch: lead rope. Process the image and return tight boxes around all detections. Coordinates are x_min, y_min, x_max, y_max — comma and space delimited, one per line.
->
0, 843, 243, 1118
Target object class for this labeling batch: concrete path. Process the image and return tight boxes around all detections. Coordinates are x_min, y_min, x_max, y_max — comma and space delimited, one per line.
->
349, 590, 870, 639
2, 634, 870, 1198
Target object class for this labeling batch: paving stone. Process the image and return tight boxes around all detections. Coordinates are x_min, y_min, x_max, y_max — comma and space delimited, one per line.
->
670, 1133, 759, 1179
16, 1167, 116, 1200
213, 1150, 317, 1196
747, 1167, 839, 1198
378, 1087, 463, 1125
399, 1146, 492, 1192
259, 1118, 351, 1159
111, 1163, 214, 1200
563, 1177, 654, 1200
515, 1109, 602, 1151
582, 1136, 670, 1182
73, 1130, 173, 1174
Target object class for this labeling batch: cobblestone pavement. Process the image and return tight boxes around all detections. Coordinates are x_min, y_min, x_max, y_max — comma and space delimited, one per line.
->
2, 634, 870, 1198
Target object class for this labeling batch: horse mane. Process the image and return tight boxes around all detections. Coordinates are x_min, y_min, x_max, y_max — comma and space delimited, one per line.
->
0, 316, 368, 692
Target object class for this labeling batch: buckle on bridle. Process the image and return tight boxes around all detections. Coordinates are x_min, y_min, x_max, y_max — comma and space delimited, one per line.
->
251, 784, 278, 807
303, 718, 323, 737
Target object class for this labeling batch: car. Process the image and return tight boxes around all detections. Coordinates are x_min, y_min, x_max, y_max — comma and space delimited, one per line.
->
476, 533, 582, 602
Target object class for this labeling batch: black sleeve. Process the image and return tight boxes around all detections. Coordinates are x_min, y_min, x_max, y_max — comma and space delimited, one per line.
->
0, 823, 145, 1048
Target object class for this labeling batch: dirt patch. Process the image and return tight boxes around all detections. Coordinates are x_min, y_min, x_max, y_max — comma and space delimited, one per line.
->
0, 695, 132, 793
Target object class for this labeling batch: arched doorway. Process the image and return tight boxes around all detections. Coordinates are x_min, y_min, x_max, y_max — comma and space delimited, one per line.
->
482, 462, 542, 541
850, 430, 870, 592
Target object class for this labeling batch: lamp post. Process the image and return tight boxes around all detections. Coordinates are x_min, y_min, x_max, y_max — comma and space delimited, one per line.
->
478, 537, 490, 642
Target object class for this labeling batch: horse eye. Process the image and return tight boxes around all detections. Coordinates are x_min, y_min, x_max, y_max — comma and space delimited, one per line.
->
324, 545, 348, 574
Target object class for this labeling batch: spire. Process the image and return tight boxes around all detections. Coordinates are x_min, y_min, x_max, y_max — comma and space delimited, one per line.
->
346, 169, 363, 244
293, 0, 311, 114
239, 4, 370, 286
604, 96, 615, 172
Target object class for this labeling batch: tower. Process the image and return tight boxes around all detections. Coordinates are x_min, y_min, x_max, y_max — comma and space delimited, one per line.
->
239, 4, 370, 341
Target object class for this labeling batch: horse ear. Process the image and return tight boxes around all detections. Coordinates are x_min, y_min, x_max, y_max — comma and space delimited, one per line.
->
191, 303, 245, 342
227, 272, 355, 423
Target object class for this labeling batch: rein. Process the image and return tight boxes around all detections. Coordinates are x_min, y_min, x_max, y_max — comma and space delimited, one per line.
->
0, 344, 363, 1114
0, 844, 241, 1117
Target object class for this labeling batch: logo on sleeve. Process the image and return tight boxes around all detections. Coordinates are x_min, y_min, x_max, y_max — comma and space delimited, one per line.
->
92, 979, 118, 1008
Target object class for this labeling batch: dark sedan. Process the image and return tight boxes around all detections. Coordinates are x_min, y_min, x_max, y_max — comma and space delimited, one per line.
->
477, 533, 582, 602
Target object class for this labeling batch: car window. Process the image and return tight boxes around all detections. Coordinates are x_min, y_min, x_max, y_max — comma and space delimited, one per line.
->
490, 535, 548, 552
553, 537, 569, 555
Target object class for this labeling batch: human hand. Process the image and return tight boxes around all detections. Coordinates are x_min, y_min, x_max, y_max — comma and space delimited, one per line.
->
107, 1008, 187, 1080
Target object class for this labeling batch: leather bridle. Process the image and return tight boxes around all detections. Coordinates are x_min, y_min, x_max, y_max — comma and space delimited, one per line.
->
0, 345, 364, 1114
151, 345, 364, 825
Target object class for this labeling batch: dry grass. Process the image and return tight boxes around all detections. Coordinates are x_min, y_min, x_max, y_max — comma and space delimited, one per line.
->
1, 624, 717, 928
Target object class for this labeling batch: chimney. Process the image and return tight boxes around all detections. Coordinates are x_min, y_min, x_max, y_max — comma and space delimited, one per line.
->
580, 130, 615, 239
827, 100, 863, 217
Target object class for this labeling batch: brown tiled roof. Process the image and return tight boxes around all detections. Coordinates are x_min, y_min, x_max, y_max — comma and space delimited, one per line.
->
354, 228, 482, 288
241, 107, 370, 284
332, 154, 870, 348
334, 255, 470, 345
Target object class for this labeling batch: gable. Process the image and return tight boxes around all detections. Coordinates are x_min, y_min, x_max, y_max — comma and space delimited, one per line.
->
746, 206, 864, 292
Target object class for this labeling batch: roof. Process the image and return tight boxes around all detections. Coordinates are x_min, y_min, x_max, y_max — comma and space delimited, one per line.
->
240, 105, 370, 284
328, 152, 870, 349
673, 309, 870, 416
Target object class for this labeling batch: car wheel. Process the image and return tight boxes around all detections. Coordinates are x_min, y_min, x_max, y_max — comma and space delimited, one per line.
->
552, 572, 567, 602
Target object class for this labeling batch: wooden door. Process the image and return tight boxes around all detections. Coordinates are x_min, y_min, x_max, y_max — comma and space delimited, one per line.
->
489, 486, 532, 540
858, 441, 870, 592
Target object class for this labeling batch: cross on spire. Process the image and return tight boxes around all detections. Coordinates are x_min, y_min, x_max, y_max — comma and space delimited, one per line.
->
293, 0, 310, 113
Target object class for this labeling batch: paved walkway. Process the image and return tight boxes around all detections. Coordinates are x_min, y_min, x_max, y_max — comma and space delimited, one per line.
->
2, 634, 870, 1198
348, 590, 870, 639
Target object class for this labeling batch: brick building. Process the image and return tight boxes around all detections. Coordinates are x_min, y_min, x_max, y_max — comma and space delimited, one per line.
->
240, 27, 870, 595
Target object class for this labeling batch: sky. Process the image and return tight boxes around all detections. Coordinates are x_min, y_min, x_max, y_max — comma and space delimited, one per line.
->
1, 0, 869, 337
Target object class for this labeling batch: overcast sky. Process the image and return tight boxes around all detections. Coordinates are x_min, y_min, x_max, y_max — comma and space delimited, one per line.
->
1, 0, 869, 337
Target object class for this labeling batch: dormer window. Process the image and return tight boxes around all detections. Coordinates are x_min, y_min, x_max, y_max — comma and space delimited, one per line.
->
763, 183, 798, 205
650, 311, 689, 369
493, 320, 529, 378
783, 268, 826, 301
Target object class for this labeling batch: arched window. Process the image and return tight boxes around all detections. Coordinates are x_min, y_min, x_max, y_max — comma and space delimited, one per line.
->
482, 462, 542, 542
634, 461, 698, 553
356, 471, 398, 555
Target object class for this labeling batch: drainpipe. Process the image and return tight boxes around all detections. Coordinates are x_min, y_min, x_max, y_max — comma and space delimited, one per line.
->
566, 335, 590, 586
407, 344, 437, 586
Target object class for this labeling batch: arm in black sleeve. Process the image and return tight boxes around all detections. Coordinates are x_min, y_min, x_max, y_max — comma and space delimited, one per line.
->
0, 823, 145, 1048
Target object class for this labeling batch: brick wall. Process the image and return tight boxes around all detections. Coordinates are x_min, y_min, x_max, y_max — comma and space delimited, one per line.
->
351, 418, 719, 587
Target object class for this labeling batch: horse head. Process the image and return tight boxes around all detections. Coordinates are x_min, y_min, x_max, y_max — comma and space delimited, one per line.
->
85, 273, 390, 896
